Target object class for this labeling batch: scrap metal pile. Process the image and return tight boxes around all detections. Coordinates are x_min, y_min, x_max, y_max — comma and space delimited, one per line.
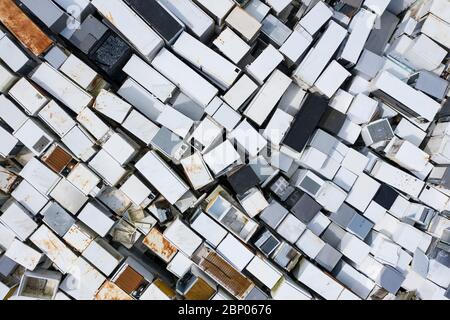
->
0, 0, 449, 300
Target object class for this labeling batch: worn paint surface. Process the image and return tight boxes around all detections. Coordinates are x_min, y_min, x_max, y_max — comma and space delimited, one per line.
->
0, 167, 18, 193
30, 225, 78, 273
97, 187, 132, 215
40, 101, 74, 133
67, 164, 100, 195
63, 224, 94, 253
0, 0, 53, 56
5, 239, 42, 271
142, 228, 178, 262
94, 281, 133, 300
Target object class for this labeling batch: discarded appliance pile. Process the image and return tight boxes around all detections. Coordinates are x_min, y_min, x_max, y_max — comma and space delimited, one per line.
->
0, 0, 449, 300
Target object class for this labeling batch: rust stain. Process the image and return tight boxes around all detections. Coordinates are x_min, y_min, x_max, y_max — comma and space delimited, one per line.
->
105, 11, 115, 26
185, 162, 204, 175
41, 238, 61, 253
94, 281, 133, 300
47, 110, 69, 126
65, 225, 92, 251
142, 228, 177, 262
409, 2, 422, 18
0, 0, 53, 56
0, 168, 18, 192
90, 77, 103, 90
69, 71, 82, 83
5, 174, 16, 184
77, 111, 95, 128
94, 98, 107, 112
71, 171, 91, 191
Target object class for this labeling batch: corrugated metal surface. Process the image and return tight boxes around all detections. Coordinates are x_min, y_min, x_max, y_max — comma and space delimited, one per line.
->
195, 246, 254, 299
113, 266, 144, 294
0, 0, 53, 56
42, 145, 73, 173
